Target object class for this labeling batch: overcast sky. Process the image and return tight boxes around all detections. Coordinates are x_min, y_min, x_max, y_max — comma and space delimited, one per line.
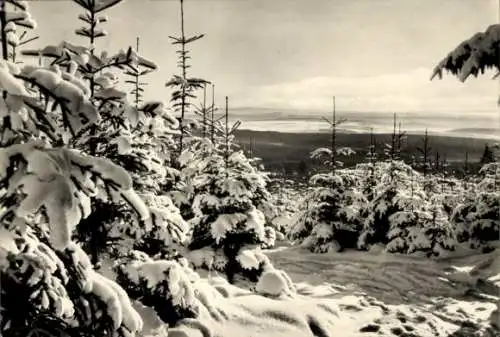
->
27, 0, 499, 115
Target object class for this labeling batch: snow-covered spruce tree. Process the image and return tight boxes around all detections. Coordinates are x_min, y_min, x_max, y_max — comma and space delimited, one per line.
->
166, 0, 208, 162
423, 156, 465, 219
386, 195, 455, 257
236, 139, 279, 248
113, 100, 186, 259
184, 146, 272, 283
242, 157, 279, 249
192, 82, 219, 140
357, 114, 414, 250
354, 128, 379, 203
289, 167, 366, 253
181, 97, 273, 283
480, 143, 496, 165
23, 0, 187, 263
71, 91, 183, 261
452, 162, 500, 249
357, 160, 420, 250
21, 0, 139, 264
363, 128, 378, 200
353, 131, 381, 237
110, 102, 188, 259
218, 103, 277, 250
357, 152, 455, 255
163, 83, 217, 216
261, 171, 297, 237
0, 58, 145, 336
289, 97, 365, 253
73, 98, 187, 259
416, 128, 434, 193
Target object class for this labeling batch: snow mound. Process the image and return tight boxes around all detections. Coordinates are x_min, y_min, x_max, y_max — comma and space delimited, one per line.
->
236, 248, 261, 270
236, 248, 271, 271
256, 269, 295, 297
169, 292, 343, 337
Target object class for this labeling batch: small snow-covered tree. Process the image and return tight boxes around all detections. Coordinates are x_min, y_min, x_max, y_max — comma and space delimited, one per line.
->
179, 99, 273, 282
259, 175, 296, 236
387, 199, 455, 256
355, 128, 378, 201
452, 162, 500, 249
480, 143, 496, 165
412, 203, 455, 256
289, 98, 364, 253
426, 160, 463, 218
357, 161, 419, 249
357, 117, 413, 250
358, 155, 457, 256
185, 147, 272, 283
70, 98, 185, 264
416, 128, 432, 178
289, 169, 366, 253
365, 129, 378, 197
165, 0, 208, 161
192, 82, 219, 139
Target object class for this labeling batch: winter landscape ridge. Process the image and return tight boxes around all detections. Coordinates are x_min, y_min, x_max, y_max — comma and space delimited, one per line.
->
0, 1, 499, 337
226, 107, 500, 139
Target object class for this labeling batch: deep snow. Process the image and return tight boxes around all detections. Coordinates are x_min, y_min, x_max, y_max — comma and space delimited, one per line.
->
132, 245, 500, 337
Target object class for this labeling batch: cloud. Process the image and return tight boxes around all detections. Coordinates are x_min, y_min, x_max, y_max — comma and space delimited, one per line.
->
230, 68, 499, 113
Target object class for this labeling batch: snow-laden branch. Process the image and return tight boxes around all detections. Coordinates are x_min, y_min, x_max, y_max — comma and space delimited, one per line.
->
431, 24, 500, 82
0, 142, 152, 251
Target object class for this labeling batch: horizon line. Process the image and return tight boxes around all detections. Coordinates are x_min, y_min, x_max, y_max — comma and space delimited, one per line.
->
223, 106, 499, 114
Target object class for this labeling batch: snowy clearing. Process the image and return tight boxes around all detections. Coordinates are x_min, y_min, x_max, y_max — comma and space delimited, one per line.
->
266, 246, 500, 302
133, 246, 499, 337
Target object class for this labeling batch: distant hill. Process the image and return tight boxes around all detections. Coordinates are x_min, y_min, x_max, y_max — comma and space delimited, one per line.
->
445, 128, 500, 137
220, 108, 500, 141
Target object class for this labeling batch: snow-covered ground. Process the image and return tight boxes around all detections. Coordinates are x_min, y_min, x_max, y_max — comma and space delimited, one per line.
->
130, 246, 500, 337
265, 246, 500, 302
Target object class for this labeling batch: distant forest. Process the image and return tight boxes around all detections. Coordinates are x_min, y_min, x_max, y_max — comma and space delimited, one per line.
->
234, 129, 496, 180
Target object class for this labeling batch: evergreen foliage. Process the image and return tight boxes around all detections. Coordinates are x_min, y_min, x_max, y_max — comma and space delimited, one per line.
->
165, 0, 208, 160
